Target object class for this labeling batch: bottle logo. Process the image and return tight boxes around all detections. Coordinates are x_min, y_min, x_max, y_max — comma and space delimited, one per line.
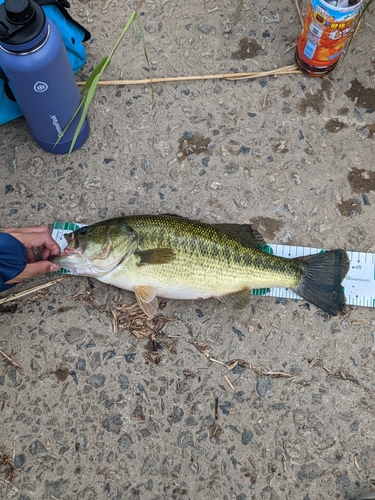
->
50, 115, 62, 136
34, 81, 48, 93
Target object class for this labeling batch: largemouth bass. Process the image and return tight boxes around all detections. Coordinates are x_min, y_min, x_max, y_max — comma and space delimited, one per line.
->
51, 214, 350, 317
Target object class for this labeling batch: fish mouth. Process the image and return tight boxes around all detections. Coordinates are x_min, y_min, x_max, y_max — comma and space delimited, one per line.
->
49, 234, 83, 264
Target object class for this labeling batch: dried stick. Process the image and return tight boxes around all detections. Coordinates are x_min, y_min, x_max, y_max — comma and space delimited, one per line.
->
0, 276, 71, 305
0, 349, 22, 370
294, 0, 304, 27
77, 64, 302, 87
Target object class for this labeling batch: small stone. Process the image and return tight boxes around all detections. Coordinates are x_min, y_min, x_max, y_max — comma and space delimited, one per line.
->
133, 383, 150, 404
89, 374, 106, 388
360, 347, 372, 359
350, 420, 360, 431
177, 431, 194, 448
224, 161, 239, 174
297, 463, 321, 481
241, 430, 253, 445
64, 327, 85, 344
118, 433, 133, 453
14, 454, 26, 469
45, 479, 69, 497
76, 436, 85, 451
219, 401, 234, 415
76, 358, 86, 371
256, 376, 273, 397
83, 176, 101, 190
197, 25, 211, 34
101, 414, 123, 434
30, 358, 40, 371
141, 455, 157, 475
141, 158, 155, 174
336, 472, 351, 488
210, 181, 222, 190
119, 375, 129, 390
29, 440, 47, 455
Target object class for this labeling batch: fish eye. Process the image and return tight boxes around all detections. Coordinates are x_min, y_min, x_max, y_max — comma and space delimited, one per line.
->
79, 226, 90, 235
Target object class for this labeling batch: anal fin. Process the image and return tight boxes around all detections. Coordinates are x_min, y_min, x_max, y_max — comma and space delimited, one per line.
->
135, 285, 159, 318
217, 287, 252, 310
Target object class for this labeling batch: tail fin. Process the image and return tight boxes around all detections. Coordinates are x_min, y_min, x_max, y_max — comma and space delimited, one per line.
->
294, 250, 350, 316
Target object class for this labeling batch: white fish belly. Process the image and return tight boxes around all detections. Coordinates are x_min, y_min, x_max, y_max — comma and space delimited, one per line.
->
98, 272, 219, 300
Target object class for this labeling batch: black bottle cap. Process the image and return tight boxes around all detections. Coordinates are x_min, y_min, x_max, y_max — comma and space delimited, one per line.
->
5, 0, 35, 24
0, 0, 45, 44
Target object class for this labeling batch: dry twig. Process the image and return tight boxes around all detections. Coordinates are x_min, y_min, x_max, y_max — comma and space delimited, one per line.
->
110, 302, 177, 338
77, 64, 302, 87
0, 449, 15, 482
0, 276, 71, 305
294, 0, 304, 27
307, 357, 368, 392
0, 349, 22, 371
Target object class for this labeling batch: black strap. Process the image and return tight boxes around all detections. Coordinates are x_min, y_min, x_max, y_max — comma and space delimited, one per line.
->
35, 0, 91, 42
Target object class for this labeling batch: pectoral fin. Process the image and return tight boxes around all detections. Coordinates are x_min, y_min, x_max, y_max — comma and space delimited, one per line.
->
136, 248, 175, 266
135, 286, 159, 318
218, 287, 252, 310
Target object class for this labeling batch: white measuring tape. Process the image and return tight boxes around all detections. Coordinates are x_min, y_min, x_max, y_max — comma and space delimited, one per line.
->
268, 244, 374, 309
52, 222, 374, 309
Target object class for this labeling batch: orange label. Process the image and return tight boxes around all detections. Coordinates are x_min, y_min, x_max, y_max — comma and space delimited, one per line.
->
297, 0, 362, 68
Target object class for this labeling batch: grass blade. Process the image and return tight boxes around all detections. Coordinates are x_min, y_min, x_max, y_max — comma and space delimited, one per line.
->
135, 12, 153, 97
68, 73, 101, 154
81, 57, 110, 95
53, 98, 85, 149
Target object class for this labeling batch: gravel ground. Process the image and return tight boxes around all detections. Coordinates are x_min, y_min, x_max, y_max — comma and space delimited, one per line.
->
1, 0, 375, 499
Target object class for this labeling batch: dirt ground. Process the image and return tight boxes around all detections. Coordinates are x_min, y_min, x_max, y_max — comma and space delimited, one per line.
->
1, 0, 375, 499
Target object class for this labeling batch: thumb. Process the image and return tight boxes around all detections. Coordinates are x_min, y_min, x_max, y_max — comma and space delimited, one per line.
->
5, 261, 61, 284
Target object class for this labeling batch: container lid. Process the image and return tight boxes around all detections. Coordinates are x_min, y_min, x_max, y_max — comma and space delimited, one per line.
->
0, 0, 45, 44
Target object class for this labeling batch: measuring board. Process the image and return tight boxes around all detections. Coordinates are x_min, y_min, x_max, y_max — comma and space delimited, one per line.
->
52, 222, 375, 309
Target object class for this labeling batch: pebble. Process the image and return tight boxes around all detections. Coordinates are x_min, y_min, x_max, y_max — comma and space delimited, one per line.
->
101, 414, 123, 435
89, 374, 106, 388
297, 463, 321, 481
177, 431, 194, 448
64, 327, 85, 344
241, 430, 253, 445
83, 176, 101, 190
256, 376, 273, 397
141, 158, 155, 174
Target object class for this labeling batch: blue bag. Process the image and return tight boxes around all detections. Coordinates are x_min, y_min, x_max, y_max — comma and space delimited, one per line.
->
0, 0, 90, 125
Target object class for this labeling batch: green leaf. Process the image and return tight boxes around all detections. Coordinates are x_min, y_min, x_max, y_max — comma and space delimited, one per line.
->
81, 57, 110, 95
68, 73, 101, 154
135, 12, 153, 97
53, 98, 85, 149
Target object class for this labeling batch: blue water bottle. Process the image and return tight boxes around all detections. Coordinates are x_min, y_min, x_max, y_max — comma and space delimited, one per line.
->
0, 0, 89, 154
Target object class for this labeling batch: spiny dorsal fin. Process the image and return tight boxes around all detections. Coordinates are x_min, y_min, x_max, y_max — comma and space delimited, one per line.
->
212, 223, 266, 249
136, 248, 175, 266
159, 213, 184, 218
135, 286, 159, 318
217, 287, 253, 310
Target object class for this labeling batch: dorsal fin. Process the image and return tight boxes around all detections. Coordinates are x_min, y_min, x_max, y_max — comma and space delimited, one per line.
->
212, 223, 266, 249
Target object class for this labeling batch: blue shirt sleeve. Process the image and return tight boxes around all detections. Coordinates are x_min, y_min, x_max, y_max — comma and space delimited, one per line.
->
0, 233, 27, 292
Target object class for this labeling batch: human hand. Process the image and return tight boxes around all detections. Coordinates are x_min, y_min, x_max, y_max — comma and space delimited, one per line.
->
3, 225, 61, 284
